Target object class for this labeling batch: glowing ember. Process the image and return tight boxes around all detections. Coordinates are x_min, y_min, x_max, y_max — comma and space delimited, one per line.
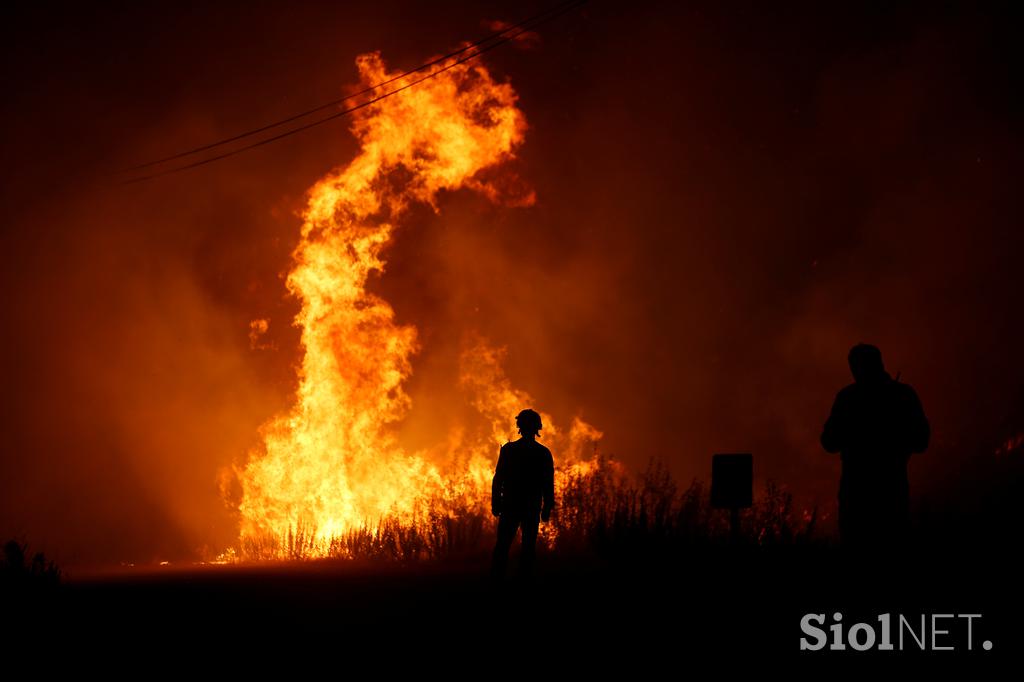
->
995, 432, 1024, 457
233, 50, 600, 556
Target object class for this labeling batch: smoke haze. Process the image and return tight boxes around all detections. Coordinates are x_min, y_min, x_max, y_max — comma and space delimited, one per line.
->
2, 1, 1021, 565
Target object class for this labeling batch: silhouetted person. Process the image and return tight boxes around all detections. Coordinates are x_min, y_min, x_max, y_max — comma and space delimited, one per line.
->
491, 409, 555, 579
821, 344, 930, 550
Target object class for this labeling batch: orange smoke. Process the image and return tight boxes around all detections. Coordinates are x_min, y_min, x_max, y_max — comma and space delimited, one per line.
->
234, 50, 600, 556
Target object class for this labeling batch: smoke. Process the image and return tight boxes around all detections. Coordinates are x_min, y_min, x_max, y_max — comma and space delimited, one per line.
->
1, 2, 1021, 564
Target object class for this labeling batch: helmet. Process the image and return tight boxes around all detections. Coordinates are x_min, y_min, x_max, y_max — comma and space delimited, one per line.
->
515, 408, 543, 435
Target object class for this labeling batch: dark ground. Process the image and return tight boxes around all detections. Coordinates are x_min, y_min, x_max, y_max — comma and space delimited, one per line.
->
4, 542, 1018, 672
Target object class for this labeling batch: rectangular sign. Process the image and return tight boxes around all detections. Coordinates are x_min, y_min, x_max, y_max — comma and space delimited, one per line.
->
711, 453, 753, 509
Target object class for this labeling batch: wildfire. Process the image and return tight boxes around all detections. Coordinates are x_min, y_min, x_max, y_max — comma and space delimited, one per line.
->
234, 49, 600, 556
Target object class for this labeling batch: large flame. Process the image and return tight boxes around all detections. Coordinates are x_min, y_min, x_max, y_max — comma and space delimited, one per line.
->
236, 50, 600, 555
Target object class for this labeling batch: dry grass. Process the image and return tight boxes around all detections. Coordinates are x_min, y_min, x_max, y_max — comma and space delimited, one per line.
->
1, 539, 61, 591
238, 456, 818, 562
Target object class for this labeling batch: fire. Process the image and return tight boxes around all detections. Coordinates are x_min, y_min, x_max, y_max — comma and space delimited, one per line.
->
995, 432, 1024, 457
235, 50, 600, 556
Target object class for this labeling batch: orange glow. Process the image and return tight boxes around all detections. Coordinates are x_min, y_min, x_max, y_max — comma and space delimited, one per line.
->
995, 432, 1024, 457
233, 51, 601, 557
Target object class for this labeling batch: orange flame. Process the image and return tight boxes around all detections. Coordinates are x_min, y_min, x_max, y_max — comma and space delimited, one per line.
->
235, 50, 600, 556
995, 432, 1024, 457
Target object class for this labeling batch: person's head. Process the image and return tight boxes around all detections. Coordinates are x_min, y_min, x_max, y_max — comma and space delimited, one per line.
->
515, 409, 543, 438
848, 343, 886, 383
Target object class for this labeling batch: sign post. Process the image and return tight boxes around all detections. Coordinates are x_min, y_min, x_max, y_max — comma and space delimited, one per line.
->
711, 453, 753, 543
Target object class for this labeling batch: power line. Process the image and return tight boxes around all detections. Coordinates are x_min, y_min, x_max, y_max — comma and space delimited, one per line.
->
121, 2, 584, 184
120, 0, 586, 179
123, 0, 581, 172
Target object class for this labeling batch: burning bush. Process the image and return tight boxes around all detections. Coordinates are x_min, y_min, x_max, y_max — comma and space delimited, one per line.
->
234, 457, 818, 562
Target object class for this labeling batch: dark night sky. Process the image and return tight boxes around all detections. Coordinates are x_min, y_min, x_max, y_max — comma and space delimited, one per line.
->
1, 1, 1022, 565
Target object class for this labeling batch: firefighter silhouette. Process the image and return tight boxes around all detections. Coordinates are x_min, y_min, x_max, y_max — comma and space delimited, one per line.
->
491, 409, 555, 578
821, 344, 930, 549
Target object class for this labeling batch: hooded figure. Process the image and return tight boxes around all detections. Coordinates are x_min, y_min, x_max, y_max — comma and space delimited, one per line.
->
821, 344, 930, 549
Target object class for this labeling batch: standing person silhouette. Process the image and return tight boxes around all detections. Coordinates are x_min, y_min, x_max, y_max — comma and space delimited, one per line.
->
491, 409, 555, 579
821, 344, 930, 550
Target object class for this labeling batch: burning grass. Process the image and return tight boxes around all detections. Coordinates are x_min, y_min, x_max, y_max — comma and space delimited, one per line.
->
235, 456, 818, 562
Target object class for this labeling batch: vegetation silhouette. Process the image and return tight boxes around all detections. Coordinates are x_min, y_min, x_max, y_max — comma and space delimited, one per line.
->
1, 539, 61, 599
238, 454, 817, 563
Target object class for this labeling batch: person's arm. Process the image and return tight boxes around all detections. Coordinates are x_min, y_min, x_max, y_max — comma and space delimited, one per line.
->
491, 446, 506, 517
821, 390, 847, 454
905, 387, 930, 454
541, 450, 555, 522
